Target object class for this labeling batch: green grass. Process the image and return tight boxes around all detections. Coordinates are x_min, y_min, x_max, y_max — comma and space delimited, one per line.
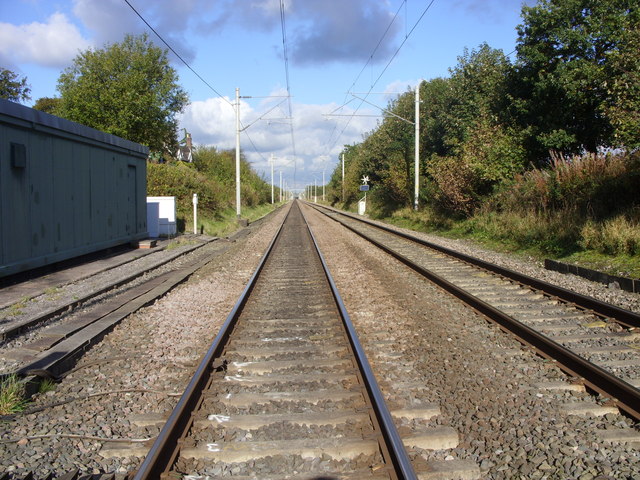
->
38, 378, 56, 395
165, 237, 200, 250
557, 251, 640, 279
43, 286, 61, 301
1, 296, 30, 319
0, 375, 28, 415
381, 207, 640, 279
181, 202, 283, 238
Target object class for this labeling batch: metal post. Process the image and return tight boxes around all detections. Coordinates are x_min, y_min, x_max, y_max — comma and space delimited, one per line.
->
270, 154, 274, 204
322, 170, 325, 202
341, 153, 345, 203
192, 193, 198, 234
314, 178, 317, 203
414, 82, 420, 211
235, 87, 242, 217
279, 171, 282, 203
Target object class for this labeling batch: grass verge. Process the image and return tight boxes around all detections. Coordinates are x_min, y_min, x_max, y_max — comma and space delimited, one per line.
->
182, 203, 283, 238
0, 375, 28, 415
382, 207, 640, 279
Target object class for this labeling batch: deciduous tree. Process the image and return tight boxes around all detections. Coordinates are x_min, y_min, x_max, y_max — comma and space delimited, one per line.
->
56, 34, 188, 152
33, 97, 62, 115
0, 68, 31, 103
513, 0, 639, 158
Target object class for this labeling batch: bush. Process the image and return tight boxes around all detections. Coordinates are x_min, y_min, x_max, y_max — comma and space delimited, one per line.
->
147, 147, 274, 233
580, 214, 640, 256
147, 161, 222, 214
427, 155, 479, 217
497, 151, 640, 217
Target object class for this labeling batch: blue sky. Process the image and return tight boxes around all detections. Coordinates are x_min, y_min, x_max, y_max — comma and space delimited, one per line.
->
1, 0, 532, 191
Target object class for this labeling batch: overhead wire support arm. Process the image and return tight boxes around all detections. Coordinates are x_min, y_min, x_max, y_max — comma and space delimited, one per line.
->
326, 97, 357, 116
239, 98, 288, 132
349, 93, 414, 124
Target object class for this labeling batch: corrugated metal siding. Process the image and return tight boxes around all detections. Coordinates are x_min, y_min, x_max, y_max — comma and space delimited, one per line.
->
0, 99, 149, 278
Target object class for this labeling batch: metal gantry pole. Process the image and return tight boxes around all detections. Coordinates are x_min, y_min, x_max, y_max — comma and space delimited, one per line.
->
414, 82, 420, 211
322, 170, 325, 202
341, 153, 345, 204
279, 171, 282, 203
270, 154, 275, 204
235, 87, 242, 218
314, 178, 317, 203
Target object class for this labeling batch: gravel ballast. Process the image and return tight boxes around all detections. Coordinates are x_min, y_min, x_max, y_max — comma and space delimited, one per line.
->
1, 201, 638, 479
0, 208, 287, 477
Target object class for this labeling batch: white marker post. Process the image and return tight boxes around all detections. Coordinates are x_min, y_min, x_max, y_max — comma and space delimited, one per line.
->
270, 154, 275, 204
359, 175, 369, 215
192, 193, 198, 234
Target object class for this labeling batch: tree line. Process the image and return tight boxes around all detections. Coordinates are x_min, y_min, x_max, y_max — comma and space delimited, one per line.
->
327, 0, 639, 220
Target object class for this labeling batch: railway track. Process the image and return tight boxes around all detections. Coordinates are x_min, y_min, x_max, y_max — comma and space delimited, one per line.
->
132, 201, 419, 479
309, 203, 640, 421
0, 233, 244, 397
0, 238, 211, 341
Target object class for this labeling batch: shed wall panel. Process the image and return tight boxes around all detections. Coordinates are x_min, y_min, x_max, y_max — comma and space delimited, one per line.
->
90, 150, 107, 243
29, 132, 54, 258
52, 139, 75, 253
3, 127, 30, 263
0, 99, 149, 278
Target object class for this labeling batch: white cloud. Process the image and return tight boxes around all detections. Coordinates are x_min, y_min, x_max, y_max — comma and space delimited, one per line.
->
179, 96, 238, 149
179, 96, 377, 188
0, 12, 91, 68
72, 0, 201, 61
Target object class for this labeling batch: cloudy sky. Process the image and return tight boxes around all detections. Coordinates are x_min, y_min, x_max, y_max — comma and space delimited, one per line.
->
1, 0, 530, 192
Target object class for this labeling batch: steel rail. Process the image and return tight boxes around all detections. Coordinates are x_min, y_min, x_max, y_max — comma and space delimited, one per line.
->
300, 205, 418, 480
135, 201, 418, 479
311, 204, 640, 421
133, 208, 290, 480
0, 242, 211, 341
312, 204, 640, 329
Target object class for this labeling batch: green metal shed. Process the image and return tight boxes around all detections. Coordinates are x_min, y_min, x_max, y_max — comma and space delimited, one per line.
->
0, 99, 149, 278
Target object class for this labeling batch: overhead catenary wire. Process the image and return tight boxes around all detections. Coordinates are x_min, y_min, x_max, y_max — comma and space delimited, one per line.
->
323, 0, 407, 155
280, 0, 298, 188
123, 0, 233, 107
326, 0, 437, 156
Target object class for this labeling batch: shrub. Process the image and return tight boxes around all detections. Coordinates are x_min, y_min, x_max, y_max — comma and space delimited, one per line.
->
147, 161, 222, 213
427, 155, 479, 217
497, 151, 640, 217
580, 215, 640, 256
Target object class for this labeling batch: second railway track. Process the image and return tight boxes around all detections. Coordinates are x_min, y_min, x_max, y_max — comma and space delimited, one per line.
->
310, 203, 640, 421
